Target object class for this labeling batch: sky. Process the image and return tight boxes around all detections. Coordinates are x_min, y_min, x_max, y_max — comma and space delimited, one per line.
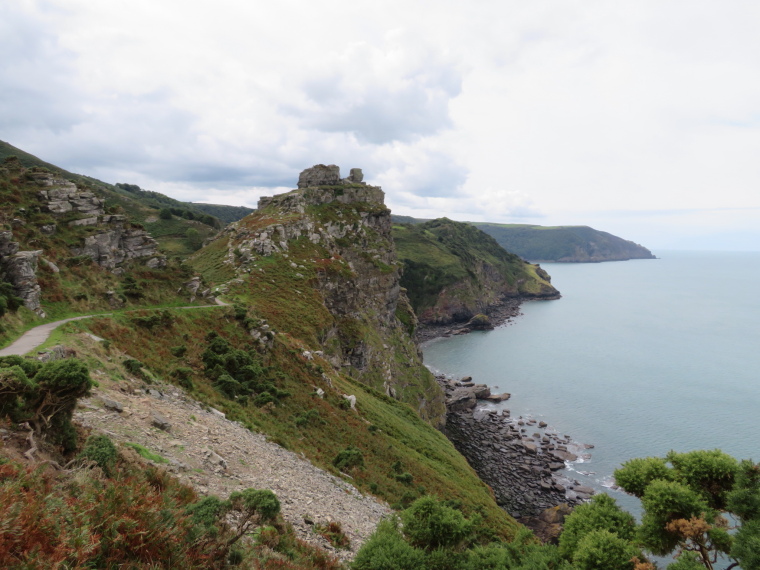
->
2, 1, 760, 252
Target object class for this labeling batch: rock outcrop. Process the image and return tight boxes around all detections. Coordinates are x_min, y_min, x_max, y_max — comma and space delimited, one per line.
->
296, 164, 366, 189
33, 173, 165, 271
0, 231, 45, 317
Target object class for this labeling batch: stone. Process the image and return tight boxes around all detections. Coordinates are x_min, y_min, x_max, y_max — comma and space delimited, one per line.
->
342, 394, 357, 409
151, 412, 172, 431
102, 398, 124, 413
297, 164, 341, 188
1, 249, 45, 317
466, 313, 493, 330
347, 168, 364, 183
485, 392, 511, 402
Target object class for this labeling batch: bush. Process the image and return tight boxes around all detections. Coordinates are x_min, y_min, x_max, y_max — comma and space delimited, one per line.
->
170, 345, 188, 358
159, 208, 173, 220
123, 358, 144, 376
333, 446, 364, 472
79, 435, 118, 476
400, 495, 472, 551
171, 367, 194, 389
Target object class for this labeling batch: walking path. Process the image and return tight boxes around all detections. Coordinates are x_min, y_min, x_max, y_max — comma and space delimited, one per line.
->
0, 300, 227, 357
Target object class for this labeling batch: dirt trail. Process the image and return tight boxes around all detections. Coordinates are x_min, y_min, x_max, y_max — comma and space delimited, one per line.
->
0, 301, 227, 357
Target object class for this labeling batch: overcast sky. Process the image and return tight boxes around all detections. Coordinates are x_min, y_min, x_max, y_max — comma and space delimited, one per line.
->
3, 1, 760, 251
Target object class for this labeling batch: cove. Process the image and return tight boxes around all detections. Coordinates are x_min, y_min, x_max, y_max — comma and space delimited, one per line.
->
422, 251, 760, 513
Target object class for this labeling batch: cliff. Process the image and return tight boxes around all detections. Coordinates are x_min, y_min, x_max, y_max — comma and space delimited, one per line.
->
191, 165, 446, 425
393, 218, 559, 325
475, 223, 656, 262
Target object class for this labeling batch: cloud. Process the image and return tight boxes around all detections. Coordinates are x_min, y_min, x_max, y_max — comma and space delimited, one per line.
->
292, 35, 463, 144
0, 4, 85, 132
2, 1, 760, 251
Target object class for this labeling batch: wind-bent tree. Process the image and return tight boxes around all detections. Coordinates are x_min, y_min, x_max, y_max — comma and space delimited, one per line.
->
615, 449, 760, 569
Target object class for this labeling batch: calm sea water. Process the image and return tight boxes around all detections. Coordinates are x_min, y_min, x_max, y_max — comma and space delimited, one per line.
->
422, 251, 760, 516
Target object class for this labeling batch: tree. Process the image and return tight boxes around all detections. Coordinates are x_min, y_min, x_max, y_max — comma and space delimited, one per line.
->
158, 208, 173, 220
614, 449, 753, 569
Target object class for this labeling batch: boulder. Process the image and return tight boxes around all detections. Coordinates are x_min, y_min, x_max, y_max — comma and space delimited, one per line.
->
467, 313, 494, 330
151, 412, 172, 431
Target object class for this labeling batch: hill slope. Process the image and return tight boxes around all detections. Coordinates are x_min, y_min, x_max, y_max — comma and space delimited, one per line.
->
1, 157, 523, 558
393, 218, 559, 325
475, 223, 656, 262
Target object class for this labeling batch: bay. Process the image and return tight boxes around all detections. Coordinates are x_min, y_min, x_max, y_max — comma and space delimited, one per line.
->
422, 250, 760, 514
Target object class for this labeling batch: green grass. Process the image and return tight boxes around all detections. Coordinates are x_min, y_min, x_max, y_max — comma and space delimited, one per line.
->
124, 442, 168, 463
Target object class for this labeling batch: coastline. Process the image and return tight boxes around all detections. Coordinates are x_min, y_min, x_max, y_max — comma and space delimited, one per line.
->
415, 296, 525, 344
419, 297, 594, 540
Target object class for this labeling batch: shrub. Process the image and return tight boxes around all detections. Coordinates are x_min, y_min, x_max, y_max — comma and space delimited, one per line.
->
170, 345, 188, 358
123, 358, 144, 376
333, 446, 364, 472
395, 472, 414, 485
171, 367, 194, 389
315, 521, 351, 550
79, 435, 118, 476
400, 496, 472, 551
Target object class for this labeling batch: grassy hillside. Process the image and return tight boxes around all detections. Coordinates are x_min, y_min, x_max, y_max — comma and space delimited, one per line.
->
475, 223, 656, 262
0, 151, 527, 564
393, 218, 558, 323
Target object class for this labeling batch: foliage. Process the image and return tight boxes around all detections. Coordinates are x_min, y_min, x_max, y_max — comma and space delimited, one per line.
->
571, 529, 640, 570
0, 357, 93, 448
78, 434, 118, 475
354, 499, 570, 570
614, 450, 757, 569
400, 495, 472, 550
333, 445, 365, 472
0, 449, 333, 569
0, 281, 23, 318
314, 521, 351, 550
558, 493, 636, 558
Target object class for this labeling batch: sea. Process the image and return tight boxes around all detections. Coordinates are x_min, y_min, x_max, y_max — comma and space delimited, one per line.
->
422, 250, 760, 526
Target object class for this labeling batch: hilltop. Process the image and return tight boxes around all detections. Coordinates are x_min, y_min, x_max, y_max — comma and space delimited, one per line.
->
391, 213, 656, 263
474, 223, 656, 262
393, 218, 559, 326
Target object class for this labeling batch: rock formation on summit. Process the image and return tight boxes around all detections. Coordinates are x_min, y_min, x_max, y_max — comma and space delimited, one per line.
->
194, 165, 446, 425
297, 164, 366, 189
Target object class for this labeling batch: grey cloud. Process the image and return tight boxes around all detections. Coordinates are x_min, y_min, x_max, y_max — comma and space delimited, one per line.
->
293, 55, 462, 144
0, 7, 86, 133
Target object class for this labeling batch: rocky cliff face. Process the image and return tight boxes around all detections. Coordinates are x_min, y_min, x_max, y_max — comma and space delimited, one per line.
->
195, 165, 446, 425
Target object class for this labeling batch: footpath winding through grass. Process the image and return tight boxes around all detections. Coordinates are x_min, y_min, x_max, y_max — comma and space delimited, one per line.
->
0, 299, 228, 357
